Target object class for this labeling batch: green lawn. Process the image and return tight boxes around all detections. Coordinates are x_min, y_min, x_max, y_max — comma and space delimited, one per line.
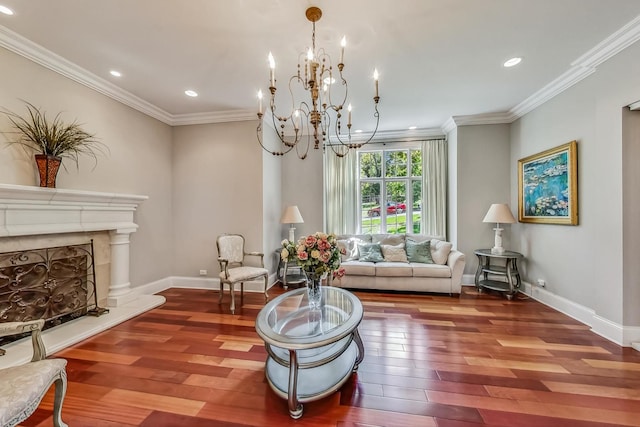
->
361, 213, 421, 233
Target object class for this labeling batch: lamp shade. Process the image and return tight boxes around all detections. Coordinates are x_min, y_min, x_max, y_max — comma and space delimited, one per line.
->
280, 205, 304, 224
483, 203, 516, 224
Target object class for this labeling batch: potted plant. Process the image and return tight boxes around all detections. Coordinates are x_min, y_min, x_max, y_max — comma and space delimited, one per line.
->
2, 101, 106, 188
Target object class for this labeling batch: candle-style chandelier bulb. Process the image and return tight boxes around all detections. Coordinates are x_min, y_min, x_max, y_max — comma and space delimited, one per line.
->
256, 6, 381, 159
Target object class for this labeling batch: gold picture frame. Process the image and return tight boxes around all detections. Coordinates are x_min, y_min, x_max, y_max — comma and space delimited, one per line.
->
518, 140, 578, 225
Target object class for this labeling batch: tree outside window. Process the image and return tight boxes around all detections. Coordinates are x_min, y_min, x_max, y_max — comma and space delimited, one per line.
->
359, 148, 423, 234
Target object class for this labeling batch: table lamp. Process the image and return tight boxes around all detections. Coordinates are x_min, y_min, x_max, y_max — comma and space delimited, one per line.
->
281, 205, 304, 243
482, 203, 516, 254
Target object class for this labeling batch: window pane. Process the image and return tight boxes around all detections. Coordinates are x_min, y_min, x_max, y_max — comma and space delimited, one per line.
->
411, 149, 422, 177
359, 152, 382, 178
412, 180, 422, 233
384, 150, 407, 178
384, 181, 407, 234
360, 181, 381, 234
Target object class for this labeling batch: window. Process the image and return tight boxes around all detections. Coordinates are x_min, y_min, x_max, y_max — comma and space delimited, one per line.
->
359, 147, 422, 234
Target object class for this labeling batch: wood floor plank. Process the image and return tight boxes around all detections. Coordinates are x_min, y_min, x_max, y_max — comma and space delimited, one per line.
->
19, 286, 640, 426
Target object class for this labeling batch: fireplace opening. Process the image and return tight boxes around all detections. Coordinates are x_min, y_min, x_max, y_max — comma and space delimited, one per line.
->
0, 240, 108, 352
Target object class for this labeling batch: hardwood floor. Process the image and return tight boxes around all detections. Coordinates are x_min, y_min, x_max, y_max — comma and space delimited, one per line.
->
21, 286, 640, 427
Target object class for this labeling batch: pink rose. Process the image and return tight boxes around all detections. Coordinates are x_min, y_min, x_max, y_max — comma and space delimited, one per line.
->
317, 239, 330, 250
297, 250, 308, 260
320, 251, 331, 262
305, 235, 317, 247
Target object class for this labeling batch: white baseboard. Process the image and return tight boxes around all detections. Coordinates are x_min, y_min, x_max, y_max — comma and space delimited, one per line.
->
521, 282, 639, 349
462, 277, 639, 350
462, 273, 476, 285
130, 274, 279, 296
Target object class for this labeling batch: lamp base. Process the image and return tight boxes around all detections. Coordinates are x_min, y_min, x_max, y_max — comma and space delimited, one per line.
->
288, 226, 296, 243
492, 227, 505, 255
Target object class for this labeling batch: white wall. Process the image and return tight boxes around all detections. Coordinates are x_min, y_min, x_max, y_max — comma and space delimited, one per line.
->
281, 147, 324, 239
171, 121, 268, 277
262, 128, 283, 271
622, 108, 640, 326
0, 47, 174, 287
451, 124, 511, 274
510, 40, 640, 329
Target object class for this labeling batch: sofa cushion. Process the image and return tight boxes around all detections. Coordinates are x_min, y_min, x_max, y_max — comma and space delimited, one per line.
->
406, 233, 445, 243
430, 239, 453, 265
381, 243, 409, 263
406, 239, 434, 264
357, 242, 384, 263
341, 260, 376, 276
371, 234, 405, 246
411, 263, 451, 278
375, 262, 413, 277
336, 235, 372, 261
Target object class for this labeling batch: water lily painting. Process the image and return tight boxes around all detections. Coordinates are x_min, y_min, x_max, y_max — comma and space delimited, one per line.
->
518, 141, 578, 225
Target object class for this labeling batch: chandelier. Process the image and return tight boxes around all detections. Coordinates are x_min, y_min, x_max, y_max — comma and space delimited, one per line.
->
256, 6, 380, 159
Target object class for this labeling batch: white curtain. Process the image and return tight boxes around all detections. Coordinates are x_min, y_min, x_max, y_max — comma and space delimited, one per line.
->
324, 148, 357, 234
422, 139, 447, 238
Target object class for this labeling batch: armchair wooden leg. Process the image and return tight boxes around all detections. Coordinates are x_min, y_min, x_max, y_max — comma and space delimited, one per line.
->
230, 283, 236, 314
218, 284, 224, 304
240, 282, 244, 307
264, 275, 269, 299
53, 370, 69, 427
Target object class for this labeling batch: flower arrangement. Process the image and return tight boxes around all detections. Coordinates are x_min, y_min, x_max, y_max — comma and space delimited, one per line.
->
281, 232, 346, 279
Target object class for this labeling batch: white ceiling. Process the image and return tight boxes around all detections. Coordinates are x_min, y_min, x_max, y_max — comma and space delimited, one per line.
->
1, 0, 640, 135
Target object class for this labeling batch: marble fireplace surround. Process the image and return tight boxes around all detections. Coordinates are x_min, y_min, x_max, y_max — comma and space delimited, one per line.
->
0, 183, 165, 367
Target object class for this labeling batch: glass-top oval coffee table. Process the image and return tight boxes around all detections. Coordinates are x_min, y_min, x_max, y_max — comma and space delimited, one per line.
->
255, 286, 364, 419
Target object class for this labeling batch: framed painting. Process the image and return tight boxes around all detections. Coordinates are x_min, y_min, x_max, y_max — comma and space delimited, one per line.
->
518, 140, 578, 225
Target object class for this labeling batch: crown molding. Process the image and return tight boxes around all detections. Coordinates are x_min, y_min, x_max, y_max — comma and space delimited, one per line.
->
629, 100, 640, 111
326, 127, 444, 144
2, 14, 640, 130
509, 66, 597, 118
0, 24, 174, 125
571, 15, 640, 69
511, 15, 640, 119
171, 110, 257, 126
446, 15, 640, 131
441, 112, 516, 133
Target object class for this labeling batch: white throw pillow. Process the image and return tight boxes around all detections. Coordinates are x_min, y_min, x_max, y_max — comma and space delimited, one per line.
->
430, 239, 453, 265
381, 243, 409, 263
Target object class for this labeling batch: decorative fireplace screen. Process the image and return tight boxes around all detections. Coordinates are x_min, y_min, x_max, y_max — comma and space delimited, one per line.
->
0, 241, 107, 350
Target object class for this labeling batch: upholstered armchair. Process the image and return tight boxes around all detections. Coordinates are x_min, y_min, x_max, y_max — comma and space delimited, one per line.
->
0, 319, 68, 427
216, 234, 269, 314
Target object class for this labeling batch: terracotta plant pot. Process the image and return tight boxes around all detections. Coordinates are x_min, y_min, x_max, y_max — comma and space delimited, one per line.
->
34, 154, 62, 188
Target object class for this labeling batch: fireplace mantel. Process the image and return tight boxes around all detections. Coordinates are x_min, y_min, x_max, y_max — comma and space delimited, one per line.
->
0, 183, 148, 307
0, 183, 148, 237
0, 184, 167, 367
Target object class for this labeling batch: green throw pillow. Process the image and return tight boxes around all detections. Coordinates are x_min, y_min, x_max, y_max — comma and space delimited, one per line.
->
406, 239, 434, 264
357, 242, 384, 263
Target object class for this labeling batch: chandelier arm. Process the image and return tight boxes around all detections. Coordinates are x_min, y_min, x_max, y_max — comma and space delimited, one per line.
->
329, 101, 380, 149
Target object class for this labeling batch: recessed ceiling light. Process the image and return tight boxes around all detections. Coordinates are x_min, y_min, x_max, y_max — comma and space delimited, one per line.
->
408, 126, 417, 130
503, 57, 522, 68
185, 90, 198, 97
355, 129, 363, 133
0, 5, 14, 15
323, 77, 336, 85
109, 70, 122, 77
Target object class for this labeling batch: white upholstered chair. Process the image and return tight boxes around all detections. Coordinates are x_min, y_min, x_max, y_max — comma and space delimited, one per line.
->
0, 319, 68, 427
216, 234, 269, 314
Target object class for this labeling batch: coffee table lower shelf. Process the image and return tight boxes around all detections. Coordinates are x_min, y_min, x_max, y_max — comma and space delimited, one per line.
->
265, 342, 358, 416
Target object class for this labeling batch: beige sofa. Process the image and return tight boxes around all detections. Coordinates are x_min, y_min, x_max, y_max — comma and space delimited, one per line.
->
332, 233, 465, 295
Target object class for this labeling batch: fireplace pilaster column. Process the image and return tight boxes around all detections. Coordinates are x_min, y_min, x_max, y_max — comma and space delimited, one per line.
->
107, 229, 136, 307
